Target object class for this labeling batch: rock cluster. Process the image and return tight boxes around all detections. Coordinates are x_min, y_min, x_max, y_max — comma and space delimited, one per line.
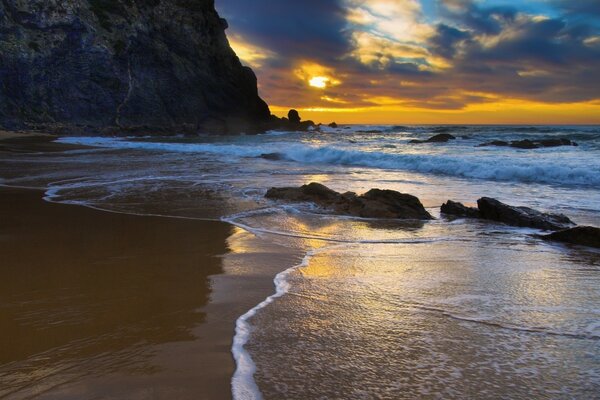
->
410, 133, 456, 144
0, 0, 271, 135
441, 197, 574, 231
441, 197, 599, 248
265, 183, 433, 220
478, 138, 578, 149
541, 227, 600, 249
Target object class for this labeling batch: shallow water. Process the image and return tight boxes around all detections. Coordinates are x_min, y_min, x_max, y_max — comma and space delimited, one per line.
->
1, 125, 599, 399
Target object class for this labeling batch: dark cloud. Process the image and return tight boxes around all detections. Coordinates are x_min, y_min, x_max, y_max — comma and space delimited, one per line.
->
437, 0, 517, 35
217, 0, 600, 111
216, 0, 350, 61
550, 0, 600, 19
429, 23, 471, 58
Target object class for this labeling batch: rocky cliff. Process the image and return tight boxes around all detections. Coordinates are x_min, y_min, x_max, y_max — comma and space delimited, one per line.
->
0, 0, 271, 134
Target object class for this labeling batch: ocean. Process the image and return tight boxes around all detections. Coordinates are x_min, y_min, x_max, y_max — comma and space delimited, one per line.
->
1, 125, 599, 399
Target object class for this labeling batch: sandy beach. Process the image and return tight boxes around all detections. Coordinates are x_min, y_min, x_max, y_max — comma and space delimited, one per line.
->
0, 136, 304, 399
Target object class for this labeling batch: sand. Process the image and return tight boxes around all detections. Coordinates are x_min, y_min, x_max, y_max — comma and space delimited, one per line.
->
0, 184, 301, 397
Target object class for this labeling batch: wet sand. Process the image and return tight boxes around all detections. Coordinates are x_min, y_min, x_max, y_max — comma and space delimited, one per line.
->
0, 186, 302, 399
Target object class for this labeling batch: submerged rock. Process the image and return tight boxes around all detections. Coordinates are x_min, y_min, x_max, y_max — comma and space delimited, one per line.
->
0, 0, 271, 135
477, 197, 574, 231
478, 140, 509, 147
266, 182, 433, 220
541, 226, 600, 249
440, 200, 480, 218
410, 133, 456, 144
479, 138, 578, 149
259, 153, 283, 161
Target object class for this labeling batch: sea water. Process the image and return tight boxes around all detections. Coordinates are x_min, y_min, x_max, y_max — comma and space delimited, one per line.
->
1, 125, 599, 399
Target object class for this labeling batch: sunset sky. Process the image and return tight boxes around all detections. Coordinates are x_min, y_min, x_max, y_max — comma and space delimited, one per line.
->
216, 0, 600, 124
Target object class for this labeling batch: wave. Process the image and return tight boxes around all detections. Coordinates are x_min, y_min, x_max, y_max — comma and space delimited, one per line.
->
230, 247, 325, 400
58, 137, 600, 187
277, 145, 599, 187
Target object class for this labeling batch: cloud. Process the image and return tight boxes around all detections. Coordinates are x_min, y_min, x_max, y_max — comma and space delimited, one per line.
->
216, 0, 351, 61
216, 0, 600, 115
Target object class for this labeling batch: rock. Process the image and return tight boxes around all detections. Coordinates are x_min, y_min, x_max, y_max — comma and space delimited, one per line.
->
328, 122, 338, 128
537, 138, 578, 147
410, 133, 456, 144
266, 183, 433, 220
477, 197, 574, 231
542, 226, 600, 249
288, 109, 301, 124
266, 182, 340, 203
478, 140, 509, 147
510, 140, 538, 149
478, 138, 577, 149
353, 189, 434, 219
0, 0, 271, 135
259, 153, 283, 161
441, 200, 480, 218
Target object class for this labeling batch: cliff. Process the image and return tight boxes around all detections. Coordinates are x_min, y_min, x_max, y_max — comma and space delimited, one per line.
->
0, 0, 272, 134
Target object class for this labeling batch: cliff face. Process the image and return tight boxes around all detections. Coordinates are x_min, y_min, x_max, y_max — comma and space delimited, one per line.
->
0, 0, 271, 134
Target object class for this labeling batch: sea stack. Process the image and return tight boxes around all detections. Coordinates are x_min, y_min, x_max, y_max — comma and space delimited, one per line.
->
0, 0, 271, 134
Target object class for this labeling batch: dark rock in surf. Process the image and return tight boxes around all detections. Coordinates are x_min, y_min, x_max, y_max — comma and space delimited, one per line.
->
478, 140, 509, 147
541, 226, 600, 249
328, 122, 338, 128
265, 182, 433, 220
410, 133, 456, 144
441, 200, 480, 218
509, 139, 538, 149
288, 109, 301, 124
259, 153, 283, 161
477, 197, 574, 231
537, 138, 578, 148
479, 138, 578, 149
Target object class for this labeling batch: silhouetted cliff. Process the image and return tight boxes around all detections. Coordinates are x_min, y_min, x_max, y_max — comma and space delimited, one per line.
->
0, 0, 271, 134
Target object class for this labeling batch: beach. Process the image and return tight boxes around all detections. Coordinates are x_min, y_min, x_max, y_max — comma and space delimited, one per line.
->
1, 127, 599, 399
0, 137, 304, 399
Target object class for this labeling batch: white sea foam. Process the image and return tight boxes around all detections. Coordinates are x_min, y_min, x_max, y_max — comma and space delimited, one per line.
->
230, 248, 318, 400
58, 137, 600, 187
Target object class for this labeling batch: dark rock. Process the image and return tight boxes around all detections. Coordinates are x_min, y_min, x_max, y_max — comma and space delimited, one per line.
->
537, 138, 578, 147
542, 226, 600, 249
489, 138, 580, 149
266, 182, 340, 203
410, 133, 456, 144
477, 197, 574, 231
478, 140, 509, 147
441, 200, 480, 218
259, 153, 283, 161
0, 0, 271, 135
510, 140, 538, 149
288, 109, 301, 124
328, 122, 338, 128
266, 183, 433, 220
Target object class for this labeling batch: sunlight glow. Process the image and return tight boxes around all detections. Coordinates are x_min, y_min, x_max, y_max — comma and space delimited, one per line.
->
309, 77, 329, 89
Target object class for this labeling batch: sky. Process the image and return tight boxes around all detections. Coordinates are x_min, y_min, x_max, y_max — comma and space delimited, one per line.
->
216, 0, 600, 124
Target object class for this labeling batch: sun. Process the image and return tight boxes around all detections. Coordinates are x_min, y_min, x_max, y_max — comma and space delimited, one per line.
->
309, 76, 329, 89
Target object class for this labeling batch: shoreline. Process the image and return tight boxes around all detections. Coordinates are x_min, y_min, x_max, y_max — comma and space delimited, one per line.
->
0, 183, 303, 399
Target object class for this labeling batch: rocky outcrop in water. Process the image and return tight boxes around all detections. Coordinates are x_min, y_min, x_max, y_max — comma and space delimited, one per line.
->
440, 200, 479, 218
541, 226, 600, 249
410, 133, 456, 144
0, 0, 271, 134
266, 182, 433, 220
478, 138, 578, 149
477, 197, 574, 231
441, 197, 575, 231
